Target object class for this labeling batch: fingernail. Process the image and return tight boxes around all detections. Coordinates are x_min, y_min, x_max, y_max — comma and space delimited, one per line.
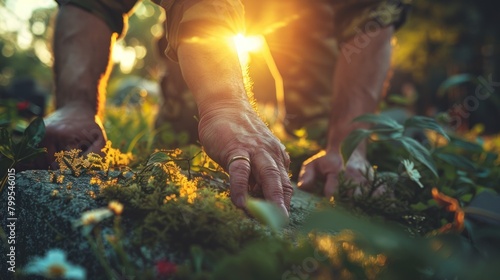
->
280, 203, 289, 218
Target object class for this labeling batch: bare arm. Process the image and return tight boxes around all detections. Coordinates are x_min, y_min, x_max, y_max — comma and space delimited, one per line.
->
177, 34, 292, 215
328, 26, 394, 152
299, 26, 393, 197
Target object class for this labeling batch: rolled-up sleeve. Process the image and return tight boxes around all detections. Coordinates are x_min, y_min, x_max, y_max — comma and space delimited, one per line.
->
330, 0, 412, 43
55, 0, 138, 37
153, 0, 245, 61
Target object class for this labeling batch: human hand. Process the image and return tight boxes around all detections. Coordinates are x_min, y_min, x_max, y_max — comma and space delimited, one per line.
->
298, 149, 373, 197
38, 105, 106, 169
198, 101, 292, 216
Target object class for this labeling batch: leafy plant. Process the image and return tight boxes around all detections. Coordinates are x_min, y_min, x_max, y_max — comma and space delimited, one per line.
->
341, 114, 449, 177
0, 117, 46, 195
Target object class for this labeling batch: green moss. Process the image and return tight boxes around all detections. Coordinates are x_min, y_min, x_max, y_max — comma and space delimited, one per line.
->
96, 148, 266, 259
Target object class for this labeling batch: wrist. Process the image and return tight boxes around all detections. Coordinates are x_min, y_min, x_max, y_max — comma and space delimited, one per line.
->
56, 102, 97, 117
57, 98, 97, 113
198, 99, 253, 117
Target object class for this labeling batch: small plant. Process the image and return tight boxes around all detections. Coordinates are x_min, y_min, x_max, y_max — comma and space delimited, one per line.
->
0, 117, 46, 195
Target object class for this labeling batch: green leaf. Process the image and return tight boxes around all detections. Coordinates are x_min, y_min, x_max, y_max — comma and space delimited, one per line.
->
14, 117, 46, 160
460, 194, 473, 203
17, 147, 47, 163
398, 137, 438, 177
341, 129, 371, 166
387, 94, 414, 105
23, 117, 45, 147
146, 151, 170, 165
411, 202, 430, 211
0, 128, 14, 160
246, 198, 287, 232
455, 176, 475, 187
353, 114, 403, 130
404, 116, 450, 141
434, 153, 476, 171
437, 74, 475, 97
449, 137, 483, 153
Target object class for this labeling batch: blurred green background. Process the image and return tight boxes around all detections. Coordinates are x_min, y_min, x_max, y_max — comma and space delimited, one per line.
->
1, 0, 500, 136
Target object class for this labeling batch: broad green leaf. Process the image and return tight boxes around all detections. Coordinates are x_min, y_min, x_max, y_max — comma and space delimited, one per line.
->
0, 128, 14, 160
437, 74, 475, 97
434, 153, 476, 171
449, 137, 483, 153
17, 147, 47, 163
353, 114, 403, 130
399, 137, 438, 177
340, 129, 371, 166
13, 142, 47, 163
14, 117, 46, 160
23, 117, 45, 147
404, 116, 450, 141
246, 198, 287, 231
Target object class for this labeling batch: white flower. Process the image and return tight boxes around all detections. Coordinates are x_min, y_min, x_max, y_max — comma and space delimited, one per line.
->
24, 249, 86, 279
73, 208, 114, 235
402, 159, 424, 188
74, 208, 113, 227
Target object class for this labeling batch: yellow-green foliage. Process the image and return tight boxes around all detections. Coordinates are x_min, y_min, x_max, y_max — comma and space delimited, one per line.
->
54, 141, 133, 176
96, 148, 265, 256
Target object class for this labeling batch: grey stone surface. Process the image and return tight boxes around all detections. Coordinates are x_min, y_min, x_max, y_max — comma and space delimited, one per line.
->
1, 170, 107, 279
0, 170, 318, 279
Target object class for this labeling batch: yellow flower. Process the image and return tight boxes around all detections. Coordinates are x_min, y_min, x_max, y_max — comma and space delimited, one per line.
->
89, 176, 102, 185
51, 190, 59, 197
164, 194, 178, 203
108, 201, 124, 215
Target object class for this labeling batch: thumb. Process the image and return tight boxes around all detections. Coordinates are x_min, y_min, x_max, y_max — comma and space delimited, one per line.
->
297, 162, 316, 192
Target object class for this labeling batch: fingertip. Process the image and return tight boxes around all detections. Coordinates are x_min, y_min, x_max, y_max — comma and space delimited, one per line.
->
228, 159, 251, 208
324, 173, 338, 198
279, 203, 290, 219
298, 173, 314, 192
298, 161, 316, 186
236, 195, 247, 209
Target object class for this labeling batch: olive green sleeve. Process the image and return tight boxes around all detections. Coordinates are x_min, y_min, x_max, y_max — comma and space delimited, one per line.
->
55, 0, 138, 37
330, 0, 412, 42
153, 0, 245, 61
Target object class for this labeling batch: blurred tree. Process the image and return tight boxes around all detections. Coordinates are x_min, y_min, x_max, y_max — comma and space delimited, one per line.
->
392, 0, 500, 133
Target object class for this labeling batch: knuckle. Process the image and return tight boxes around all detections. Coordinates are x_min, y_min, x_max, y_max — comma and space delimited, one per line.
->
230, 161, 251, 174
282, 182, 294, 195
258, 165, 280, 179
282, 151, 291, 167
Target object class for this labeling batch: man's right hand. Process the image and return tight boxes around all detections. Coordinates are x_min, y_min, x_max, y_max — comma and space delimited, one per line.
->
198, 101, 293, 216
39, 105, 106, 169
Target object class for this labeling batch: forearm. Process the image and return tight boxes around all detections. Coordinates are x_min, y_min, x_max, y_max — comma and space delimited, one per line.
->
53, 5, 115, 115
177, 37, 249, 114
327, 26, 394, 152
